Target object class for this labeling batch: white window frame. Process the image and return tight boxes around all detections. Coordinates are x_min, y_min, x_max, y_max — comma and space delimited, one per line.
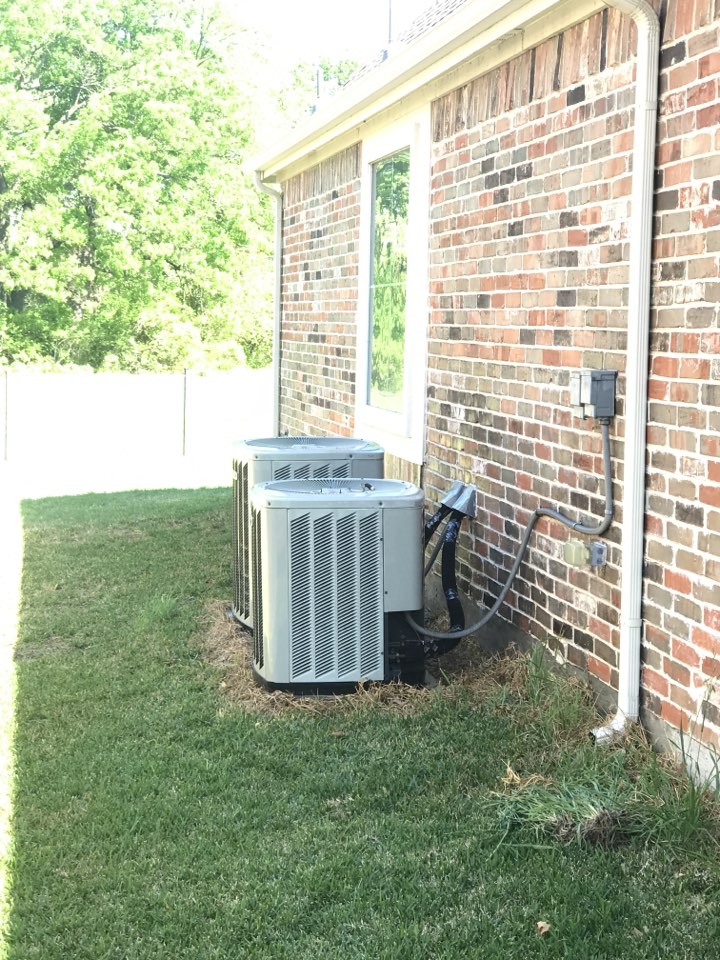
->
355, 107, 430, 465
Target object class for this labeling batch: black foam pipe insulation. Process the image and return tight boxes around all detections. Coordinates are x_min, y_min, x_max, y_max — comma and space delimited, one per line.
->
424, 503, 450, 547
441, 516, 465, 632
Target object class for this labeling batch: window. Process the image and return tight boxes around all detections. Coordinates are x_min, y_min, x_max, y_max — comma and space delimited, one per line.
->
356, 110, 430, 464
369, 148, 410, 414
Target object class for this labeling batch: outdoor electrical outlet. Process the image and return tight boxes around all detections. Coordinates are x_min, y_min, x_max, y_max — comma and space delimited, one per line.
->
564, 539, 590, 567
569, 369, 617, 420
589, 541, 608, 567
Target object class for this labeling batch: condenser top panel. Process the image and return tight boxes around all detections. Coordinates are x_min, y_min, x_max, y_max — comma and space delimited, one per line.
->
233, 437, 384, 462
251, 478, 423, 511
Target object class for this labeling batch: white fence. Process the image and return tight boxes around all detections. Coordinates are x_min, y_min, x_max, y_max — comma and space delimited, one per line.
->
0, 368, 274, 464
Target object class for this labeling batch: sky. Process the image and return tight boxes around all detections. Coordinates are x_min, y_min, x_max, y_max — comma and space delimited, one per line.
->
228, 0, 422, 64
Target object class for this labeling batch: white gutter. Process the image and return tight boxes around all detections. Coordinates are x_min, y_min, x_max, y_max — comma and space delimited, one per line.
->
593, 0, 660, 744
254, 172, 283, 436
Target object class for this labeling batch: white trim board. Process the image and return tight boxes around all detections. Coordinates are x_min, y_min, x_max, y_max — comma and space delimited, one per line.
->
355, 109, 431, 466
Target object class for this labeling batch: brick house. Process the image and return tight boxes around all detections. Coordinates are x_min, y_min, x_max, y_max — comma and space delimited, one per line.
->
255, 0, 720, 763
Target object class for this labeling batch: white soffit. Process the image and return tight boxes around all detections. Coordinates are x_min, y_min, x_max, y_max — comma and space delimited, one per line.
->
255, 0, 607, 183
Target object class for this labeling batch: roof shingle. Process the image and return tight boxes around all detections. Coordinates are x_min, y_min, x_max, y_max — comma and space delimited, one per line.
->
346, 0, 472, 85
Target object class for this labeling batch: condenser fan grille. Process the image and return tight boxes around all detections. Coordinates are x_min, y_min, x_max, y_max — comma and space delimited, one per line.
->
288, 511, 383, 680
271, 461, 351, 481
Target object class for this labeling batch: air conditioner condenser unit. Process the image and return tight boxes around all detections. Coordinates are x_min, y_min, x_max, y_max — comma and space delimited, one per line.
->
231, 437, 384, 627
249, 478, 425, 691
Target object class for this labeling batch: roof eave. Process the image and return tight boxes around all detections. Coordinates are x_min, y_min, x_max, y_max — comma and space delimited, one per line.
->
255, 0, 606, 184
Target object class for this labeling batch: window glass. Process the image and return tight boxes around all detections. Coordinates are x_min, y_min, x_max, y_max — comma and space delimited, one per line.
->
369, 148, 410, 413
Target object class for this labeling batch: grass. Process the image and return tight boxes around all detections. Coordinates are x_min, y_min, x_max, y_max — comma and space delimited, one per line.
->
2, 486, 719, 959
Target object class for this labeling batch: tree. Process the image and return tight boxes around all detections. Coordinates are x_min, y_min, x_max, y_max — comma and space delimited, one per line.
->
0, 0, 273, 370
276, 57, 361, 129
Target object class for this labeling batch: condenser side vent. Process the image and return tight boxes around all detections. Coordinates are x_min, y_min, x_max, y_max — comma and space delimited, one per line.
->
358, 515, 382, 675
251, 506, 264, 668
289, 511, 383, 680
232, 462, 251, 621
289, 515, 312, 677
231, 468, 240, 614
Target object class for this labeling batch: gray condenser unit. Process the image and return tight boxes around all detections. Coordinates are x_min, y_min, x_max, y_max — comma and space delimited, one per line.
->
249, 478, 424, 690
231, 437, 384, 627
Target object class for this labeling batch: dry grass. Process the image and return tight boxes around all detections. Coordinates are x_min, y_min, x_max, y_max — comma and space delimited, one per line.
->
195, 600, 526, 718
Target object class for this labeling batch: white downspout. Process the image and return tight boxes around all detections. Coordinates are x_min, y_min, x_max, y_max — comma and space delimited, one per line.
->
254, 172, 283, 436
592, 0, 660, 744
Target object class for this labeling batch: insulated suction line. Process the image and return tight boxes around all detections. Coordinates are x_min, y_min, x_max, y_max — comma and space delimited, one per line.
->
408, 420, 614, 642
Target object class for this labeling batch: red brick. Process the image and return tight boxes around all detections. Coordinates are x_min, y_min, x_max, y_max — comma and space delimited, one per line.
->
588, 656, 612, 685
704, 607, 720, 632
699, 51, 720, 79
589, 617, 613, 644
663, 160, 692, 186
692, 626, 720, 656
652, 356, 679, 377
664, 569, 692, 595
697, 104, 720, 129
700, 485, 720, 508
668, 61, 698, 91
687, 80, 717, 108
670, 382, 699, 403
701, 436, 720, 458
669, 683, 697, 713
664, 657, 692, 687
675, 0, 697, 39
702, 657, 720, 679
567, 229, 588, 246
678, 358, 711, 379
643, 666, 669, 697
660, 700, 687, 732
671, 638, 701, 668
648, 378, 668, 400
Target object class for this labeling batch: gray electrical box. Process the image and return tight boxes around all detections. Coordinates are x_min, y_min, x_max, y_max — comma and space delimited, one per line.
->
589, 541, 608, 567
569, 369, 617, 420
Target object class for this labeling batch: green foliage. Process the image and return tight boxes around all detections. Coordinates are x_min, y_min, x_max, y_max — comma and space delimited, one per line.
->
237, 317, 273, 369
370, 149, 409, 403
370, 253, 406, 395
277, 57, 361, 126
0, 0, 273, 371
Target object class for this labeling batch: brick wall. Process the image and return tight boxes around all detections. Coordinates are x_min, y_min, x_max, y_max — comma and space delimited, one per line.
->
427, 0, 719, 746
276, 1, 720, 746
279, 145, 361, 437
427, 11, 635, 700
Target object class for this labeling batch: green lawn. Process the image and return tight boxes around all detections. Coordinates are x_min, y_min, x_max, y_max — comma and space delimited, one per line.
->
3, 488, 719, 959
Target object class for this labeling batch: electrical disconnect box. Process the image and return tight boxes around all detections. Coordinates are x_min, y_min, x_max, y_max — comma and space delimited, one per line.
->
569, 369, 617, 420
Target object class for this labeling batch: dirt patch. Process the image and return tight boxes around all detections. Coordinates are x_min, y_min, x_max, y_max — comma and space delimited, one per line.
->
14, 637, 81, 661
195, 600, 522, 717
